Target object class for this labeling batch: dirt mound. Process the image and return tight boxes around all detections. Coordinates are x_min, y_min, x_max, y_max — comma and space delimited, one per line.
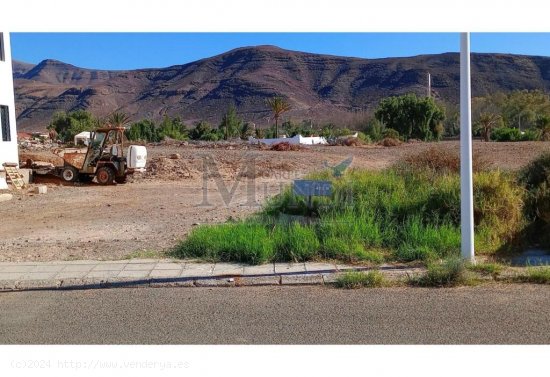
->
141, 156, 196, 180
270, 142, 305, 151
333, 137, 365, 147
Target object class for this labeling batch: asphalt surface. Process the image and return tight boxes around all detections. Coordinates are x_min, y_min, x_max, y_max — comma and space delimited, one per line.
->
0, 285, 549, 344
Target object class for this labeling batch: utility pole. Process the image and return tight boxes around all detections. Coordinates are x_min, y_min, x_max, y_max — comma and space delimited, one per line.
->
427, 72, 431, 98
460, 32, 475, 262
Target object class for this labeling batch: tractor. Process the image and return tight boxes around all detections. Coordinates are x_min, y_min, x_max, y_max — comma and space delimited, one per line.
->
55, 127, 147, 185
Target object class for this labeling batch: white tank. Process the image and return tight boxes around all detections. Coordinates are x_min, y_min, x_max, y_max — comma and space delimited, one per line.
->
127, 145, 147, 170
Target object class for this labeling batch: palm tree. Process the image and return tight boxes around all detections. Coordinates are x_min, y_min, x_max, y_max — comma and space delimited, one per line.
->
266, 96, 291, 138
476, 112, 501, 142
106, 112, 130, 128
535, 115, 550, 141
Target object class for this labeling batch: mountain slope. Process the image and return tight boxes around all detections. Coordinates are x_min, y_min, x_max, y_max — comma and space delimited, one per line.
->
13, 45, 550, 131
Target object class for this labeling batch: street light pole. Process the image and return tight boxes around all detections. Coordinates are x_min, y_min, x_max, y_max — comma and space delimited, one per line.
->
460, 32, 475, 262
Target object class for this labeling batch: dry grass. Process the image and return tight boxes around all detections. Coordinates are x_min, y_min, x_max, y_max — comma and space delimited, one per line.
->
400, 146, 490, 175
378, 138, 401, 147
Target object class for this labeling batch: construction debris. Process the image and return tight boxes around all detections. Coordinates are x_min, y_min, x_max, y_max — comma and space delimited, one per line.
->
2, 163, 26, 190
33, 185, 48, 194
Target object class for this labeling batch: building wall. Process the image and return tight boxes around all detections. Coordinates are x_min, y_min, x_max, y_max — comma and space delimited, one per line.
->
0, 31, 19, 168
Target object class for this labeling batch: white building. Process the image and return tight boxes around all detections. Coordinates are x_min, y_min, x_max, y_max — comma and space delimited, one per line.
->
0, 32, 19, 169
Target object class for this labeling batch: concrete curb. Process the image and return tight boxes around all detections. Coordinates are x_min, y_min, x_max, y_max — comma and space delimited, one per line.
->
0, 265, 425, 292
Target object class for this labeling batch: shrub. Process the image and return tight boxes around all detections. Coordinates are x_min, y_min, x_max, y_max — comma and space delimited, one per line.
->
473, 171, 524, 251
382, 128, 400, 139
491, 127, 522, 141
335, 270, 385, 288
399, 147, 490, 176
519, 153, 550, 223
378, 137, 401, 147
410, 257, 468, 287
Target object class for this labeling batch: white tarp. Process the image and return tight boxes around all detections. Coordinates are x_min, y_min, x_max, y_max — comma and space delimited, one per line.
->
248, 134, 327, 146
74, 131, 91, 146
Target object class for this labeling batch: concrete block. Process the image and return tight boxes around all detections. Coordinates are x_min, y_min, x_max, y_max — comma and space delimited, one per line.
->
60, 278, 108, 290
33, 185, 47, 194
0, 193, 13, 202
15, 279, 62, 290
235, 275, 280, 286
19, 168, 32, 184
149, 278, 195, 288
322, 273, 342, 284
280, 274, 324, 285
0, 280, 18, 291
0, 178, 8, 190
194, 277, 235, 287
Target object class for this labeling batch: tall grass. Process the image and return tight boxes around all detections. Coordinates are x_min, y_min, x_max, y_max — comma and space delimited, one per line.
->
175, 149, 526, 265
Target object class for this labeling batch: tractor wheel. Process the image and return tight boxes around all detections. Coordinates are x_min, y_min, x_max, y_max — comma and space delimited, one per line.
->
61, 166, 79, 183
115, 175, 128, 184
96, 167, 115, 185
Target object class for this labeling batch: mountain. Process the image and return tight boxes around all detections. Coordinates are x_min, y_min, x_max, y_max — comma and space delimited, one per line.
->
12, 45, 550, 132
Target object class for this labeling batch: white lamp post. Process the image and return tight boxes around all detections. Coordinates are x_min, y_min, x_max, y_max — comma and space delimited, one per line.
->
460, 32, 475, 262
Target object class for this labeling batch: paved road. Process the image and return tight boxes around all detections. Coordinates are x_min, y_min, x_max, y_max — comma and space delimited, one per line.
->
0, 285, 549, 344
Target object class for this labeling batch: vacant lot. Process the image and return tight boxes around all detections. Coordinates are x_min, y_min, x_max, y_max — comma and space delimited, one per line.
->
1, 141, 548, 262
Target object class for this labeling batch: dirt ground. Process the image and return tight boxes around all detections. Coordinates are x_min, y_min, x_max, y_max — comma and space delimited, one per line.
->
1, 140, 549, 262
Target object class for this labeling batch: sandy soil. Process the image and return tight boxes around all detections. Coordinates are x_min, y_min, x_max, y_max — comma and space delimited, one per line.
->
1, 140, 548, 262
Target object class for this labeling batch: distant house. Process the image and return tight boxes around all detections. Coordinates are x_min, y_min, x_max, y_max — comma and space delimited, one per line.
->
0, 32, 19, 168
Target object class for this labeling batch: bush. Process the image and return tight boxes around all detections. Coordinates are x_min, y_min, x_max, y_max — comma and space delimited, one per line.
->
382, 128, 400, 139
335, 270, 385, 288
399, 147, 490, 176
378, 137, 401, 147
519, 153, 550, 223
410, 257, 468, 287
491, 127, 540, 141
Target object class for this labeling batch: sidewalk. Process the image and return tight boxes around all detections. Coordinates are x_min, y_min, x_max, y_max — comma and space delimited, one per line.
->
0, 259, 423, 291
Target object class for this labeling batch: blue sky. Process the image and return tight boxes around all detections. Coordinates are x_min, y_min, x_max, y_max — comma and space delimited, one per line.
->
10, 33, 550, 70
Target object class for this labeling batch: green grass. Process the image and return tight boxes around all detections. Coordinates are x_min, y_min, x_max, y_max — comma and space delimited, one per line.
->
335, 270, 386, 289
174, 151, 526, 265
409, 257, 471, 287
467, 262, 505, 277
513, 266, 550, 284
175, 222, 275, 264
